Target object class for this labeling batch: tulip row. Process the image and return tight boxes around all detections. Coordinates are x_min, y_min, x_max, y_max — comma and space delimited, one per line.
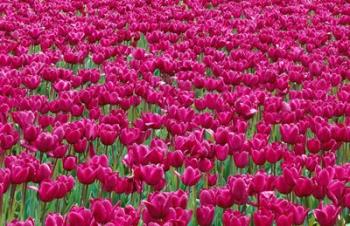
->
1, 0, 350, 225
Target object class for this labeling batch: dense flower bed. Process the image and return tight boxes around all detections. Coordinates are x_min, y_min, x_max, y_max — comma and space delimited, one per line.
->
0, 0, 350, 225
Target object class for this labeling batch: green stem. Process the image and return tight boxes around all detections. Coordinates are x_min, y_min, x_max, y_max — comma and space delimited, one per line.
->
171, 167, 179, 190
40, 202, 47, 224
83, 185, 89, 206
0, 196, 3, 226
21, 183, 27, 219
6, 184, 16, 222
191, 186, 197, 225
204, 173, 208, 189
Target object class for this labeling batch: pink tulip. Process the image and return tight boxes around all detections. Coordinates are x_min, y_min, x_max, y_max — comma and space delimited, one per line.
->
314, 203, 341, 226
181, 166, 201, 186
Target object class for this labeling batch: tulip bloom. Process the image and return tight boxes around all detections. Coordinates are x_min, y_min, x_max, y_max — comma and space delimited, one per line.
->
181, 166, 201, 187
91, 199, 113, 224
253, 210, 274, 226
196, 205, 214, 226
314, 203, 341, 226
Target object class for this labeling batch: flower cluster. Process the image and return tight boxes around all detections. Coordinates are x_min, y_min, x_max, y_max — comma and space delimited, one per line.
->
0, 0, 350, 225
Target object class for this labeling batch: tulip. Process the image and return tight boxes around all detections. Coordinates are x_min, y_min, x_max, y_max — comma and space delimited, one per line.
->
66, 206, 93, 226
99, 129, 118, 146
23, 126, 40, 142
77, 164, 97, 185
10, 165, 30, 184
292, 205, 309, 225
253, 210, 274, 226
120, 128, 141, 146
251, 173, 267, 194
167, 150, 184, 168
252, 149, 266, 165
280, 124, 299, 144
343, 192, 350, 209
65, 129, 81, 144
35, 132, 57, 153
316, 127, 331, 143
140, 164, 165, 186
276, 213, 293, 226
63, 156, 77, 171
233, 151, 249, 168
45, 213, 64, 226
293, 177, 314, 197
0, 168, 10, 196
274, 176, 293, 194
91, 199, 113, 224
73, 138, 88, 153
33, 163, 52, 182
307, 138, 321, 154
216, 188, 234, 209
143, 192, 170, 220
38, 179, 58, 202
314, 203, 341, 226
326, 180, 345, 205
196, 205, 214, 226
199, 189, 216, 206
230, 178, 248, 204
214, 144, 229, 161
7, 218, 35, 226
223, 210, 250, 226
228, 133, 245, 151
181, 166, 201, 187
44, 141, 62, 158
207, 173, 217, 186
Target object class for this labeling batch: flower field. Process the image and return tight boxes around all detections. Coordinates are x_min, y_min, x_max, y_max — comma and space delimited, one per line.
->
0, 0, 350, 225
